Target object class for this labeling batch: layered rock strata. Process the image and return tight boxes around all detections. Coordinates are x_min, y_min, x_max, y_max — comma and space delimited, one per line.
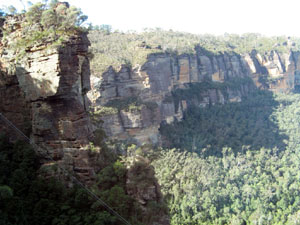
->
0, 16, 94, 183
0, 15, 169, 224
89, 48, 300, 145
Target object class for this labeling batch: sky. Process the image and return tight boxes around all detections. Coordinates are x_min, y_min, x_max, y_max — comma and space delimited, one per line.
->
2, 0, 300, 36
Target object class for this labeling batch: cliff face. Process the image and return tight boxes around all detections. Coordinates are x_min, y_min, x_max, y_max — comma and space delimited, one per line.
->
0, 15, 169, 224
0, 16, 94, 183
89, 48, 300, 145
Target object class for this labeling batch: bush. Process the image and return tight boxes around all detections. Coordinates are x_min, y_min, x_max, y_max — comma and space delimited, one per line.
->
0, 135, 146, 225
2, 1, 88, 60
88, 29, 300, 77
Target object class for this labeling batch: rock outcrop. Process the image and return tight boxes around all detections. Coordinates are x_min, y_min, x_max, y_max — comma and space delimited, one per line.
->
126, 156, 170, 225
0, 15, 94, 183
89, 48, 300, 145
0, 15, 169, 224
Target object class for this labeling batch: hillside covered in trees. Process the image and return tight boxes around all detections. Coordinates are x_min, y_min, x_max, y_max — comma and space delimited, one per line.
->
154, 92, 300, 224
3, 1, 300, 225
88, 28, 300, 76
88, 22, 300, 224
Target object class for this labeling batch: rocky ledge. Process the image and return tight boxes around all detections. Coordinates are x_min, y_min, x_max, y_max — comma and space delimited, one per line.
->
0, 15, 94, 183
0, 14, 169, 224
88, 47, 300, 146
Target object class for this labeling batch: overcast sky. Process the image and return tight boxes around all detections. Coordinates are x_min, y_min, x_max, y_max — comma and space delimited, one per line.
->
1, 0, 300, 36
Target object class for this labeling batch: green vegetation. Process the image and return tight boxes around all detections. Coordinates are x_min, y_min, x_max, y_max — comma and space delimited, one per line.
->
153, 92, 300, 224
1, 1, 87, 60
160, 90, 286, 156
91, 106, 118, 118
100, 96, 158, 113
105, 97, 145, 112
0, 135, 149, 225
170, 77, 254, 111
153, 146, 300, 224
4, 2, 300, 224
90, 97, 158, 130
89, 29, 300, 76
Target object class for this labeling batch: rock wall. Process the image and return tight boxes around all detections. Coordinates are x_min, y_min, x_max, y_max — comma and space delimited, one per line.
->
0, 16, 94, 183
0, 15, 169, 224
89, 47, 300, 145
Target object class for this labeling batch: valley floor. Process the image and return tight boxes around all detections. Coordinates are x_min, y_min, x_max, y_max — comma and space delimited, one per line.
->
153, 92, 300, 224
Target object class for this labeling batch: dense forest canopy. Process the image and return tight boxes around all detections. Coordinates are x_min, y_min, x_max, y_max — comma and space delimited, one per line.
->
0, 136, 150, 225
154, 92, 300, 224
88, 28, 300, 76
3, 1, 300, 225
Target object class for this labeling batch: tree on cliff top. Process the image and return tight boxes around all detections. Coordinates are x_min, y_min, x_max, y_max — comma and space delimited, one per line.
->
1, 1, 88, 60
25, 1, 88, 32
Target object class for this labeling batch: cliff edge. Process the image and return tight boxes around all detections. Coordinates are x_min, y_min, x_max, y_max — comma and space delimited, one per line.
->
0, 15, 94, 183
88, 46, 300, 146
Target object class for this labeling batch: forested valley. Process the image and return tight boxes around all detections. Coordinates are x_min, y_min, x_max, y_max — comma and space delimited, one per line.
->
155, 92, 300, 224
3, 91, 300, 224
2, 1, 300, 225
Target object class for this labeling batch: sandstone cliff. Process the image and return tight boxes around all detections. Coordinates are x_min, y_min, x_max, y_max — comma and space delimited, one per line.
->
0, 15, 94, 183
0, 15, 169, 225
88, 47, 300, 145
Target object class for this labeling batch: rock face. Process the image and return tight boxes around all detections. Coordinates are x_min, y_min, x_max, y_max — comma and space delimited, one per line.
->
89, 47, 300, 145
0, 16, 94, 183
0, 16, 31, 138
126, 157, 169, 225
0, 15, 169, 224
